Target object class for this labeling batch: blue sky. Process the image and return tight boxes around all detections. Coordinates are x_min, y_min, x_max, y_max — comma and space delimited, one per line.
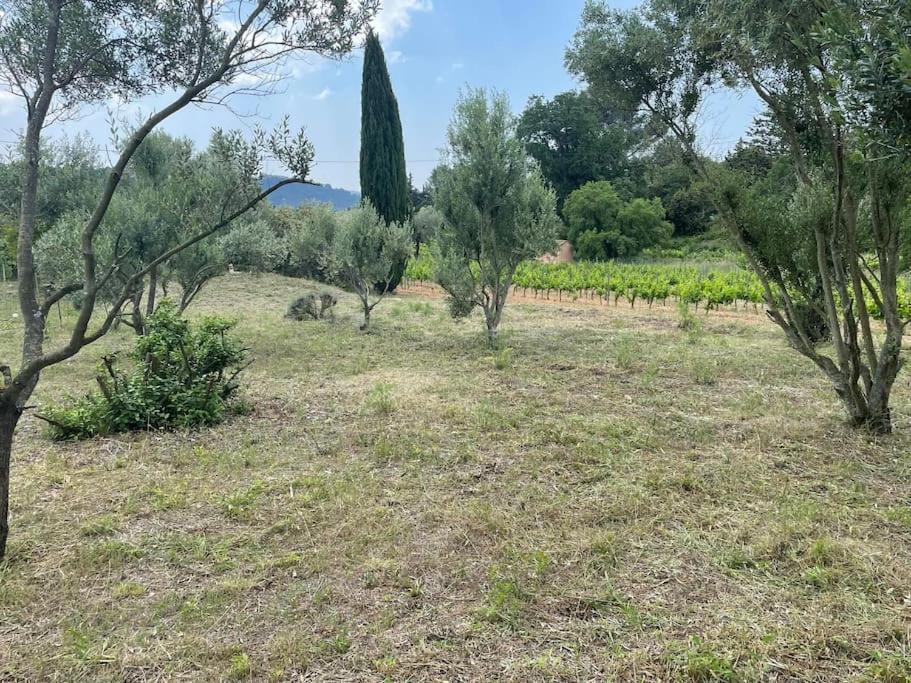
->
0, 0, 763, 191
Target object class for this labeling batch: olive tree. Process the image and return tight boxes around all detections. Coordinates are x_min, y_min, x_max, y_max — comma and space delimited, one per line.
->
0, 0, 377, 559
410, 205, 444, 256
567, 0, 911, 433
432, 89, 559, 344
284, 203, 340, 280
333, 201, 412, 331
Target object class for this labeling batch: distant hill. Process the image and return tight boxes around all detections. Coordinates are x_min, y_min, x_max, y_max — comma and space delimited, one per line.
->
261, 175, 360, 211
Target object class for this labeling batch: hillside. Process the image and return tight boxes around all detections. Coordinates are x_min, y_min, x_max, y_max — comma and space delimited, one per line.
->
261, 174, 360, 211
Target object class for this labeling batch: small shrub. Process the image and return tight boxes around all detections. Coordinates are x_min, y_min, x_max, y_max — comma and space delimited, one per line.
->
286, 291, 337, 321
40, 301, 248, 439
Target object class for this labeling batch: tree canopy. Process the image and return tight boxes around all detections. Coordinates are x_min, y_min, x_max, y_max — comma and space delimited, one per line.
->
433, 89, 559, 343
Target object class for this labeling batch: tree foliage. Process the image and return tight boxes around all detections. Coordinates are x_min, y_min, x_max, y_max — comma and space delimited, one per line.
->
432, 89, 559, 343
563, 180, 673, 259
332, 202, 412, 330
517, 90, 640, 209
567, 0, 911, 433
39, 301, 248, 440
360, 29, 409, 291
283, 203, 340, 281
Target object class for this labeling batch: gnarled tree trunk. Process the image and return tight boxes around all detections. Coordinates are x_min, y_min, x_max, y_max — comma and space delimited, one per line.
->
0, 398, 23, 559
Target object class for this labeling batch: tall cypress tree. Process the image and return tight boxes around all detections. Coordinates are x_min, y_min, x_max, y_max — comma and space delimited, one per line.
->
360, 30, 410, 291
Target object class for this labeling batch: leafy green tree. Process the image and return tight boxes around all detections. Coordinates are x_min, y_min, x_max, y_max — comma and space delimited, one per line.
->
219, 219, 288, 275
433, 89, 559, 344
517, 90, 641, 209
34, 130, 291, 331
644, 140, 715, 237
410, 205, 444, 256
0, 135, 103, 232
283, 203, 340, 281
0, 0, 377, 559
563, 180, 622, 257
333, 202, 412, 330
564, 180, 672, 259
567, 0, 911, 433
360, 30, 409, 292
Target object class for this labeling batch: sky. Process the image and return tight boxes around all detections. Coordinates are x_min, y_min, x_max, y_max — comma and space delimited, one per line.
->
0, 0, 763, 192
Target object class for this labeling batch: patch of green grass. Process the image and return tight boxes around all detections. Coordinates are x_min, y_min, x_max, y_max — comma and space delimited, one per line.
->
883, 506, 911, 528
691, 355, 718, 385
366, 381, 396, 415
865, 653, 911, 682
478, 570, 527, 626
79, 514, 121, 538
143, 482, 189, 511
671, 638, 739, 682
227, 651, 252, 679
493, 346, 513, 371
373, 655, 397, 675
270, 552, 303, 570
803, 565, 837, 589
220, 482, 265, 520
77, 540, 145, 569
112, 581, 146, 599
588, 532, 620, 574
615, 334, 637, 370
64, 624, 119, 666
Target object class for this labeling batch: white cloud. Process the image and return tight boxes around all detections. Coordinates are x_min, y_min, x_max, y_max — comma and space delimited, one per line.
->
388, 50, 406, 64
314, 87, 332, 101
372, 0, 432, 41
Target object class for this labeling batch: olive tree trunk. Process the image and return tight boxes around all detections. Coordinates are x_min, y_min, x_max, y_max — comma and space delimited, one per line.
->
0, 400, 20, 559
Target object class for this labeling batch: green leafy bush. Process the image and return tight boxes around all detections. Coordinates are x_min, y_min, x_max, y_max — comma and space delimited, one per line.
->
40, 301, 249, 439
218, 218, 288, 274
563, 180, 673, 259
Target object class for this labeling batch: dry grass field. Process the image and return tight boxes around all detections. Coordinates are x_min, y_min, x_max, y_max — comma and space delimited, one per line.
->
1, 273, 911, 681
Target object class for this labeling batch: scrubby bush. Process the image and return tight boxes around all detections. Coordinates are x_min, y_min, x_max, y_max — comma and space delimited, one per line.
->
218, 218, 288, 273
286, 291, 338, 321
39, 301, 248, 439
284, 203, 340, 281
